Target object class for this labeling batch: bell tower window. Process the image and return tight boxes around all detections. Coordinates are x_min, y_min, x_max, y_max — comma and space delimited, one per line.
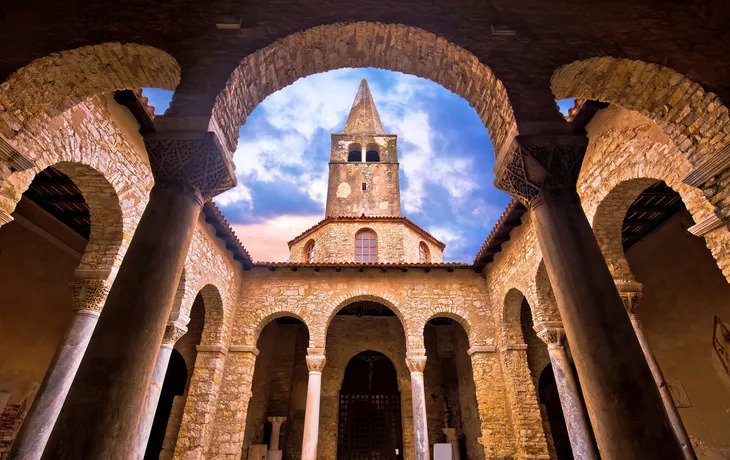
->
348, 143, 362, 162
365, 144, 380, 162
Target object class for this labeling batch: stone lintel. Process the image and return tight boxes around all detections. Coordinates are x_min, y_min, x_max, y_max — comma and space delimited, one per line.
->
168, 310, 190, 326
405, 348, 426, 357
73, 268, 112, 281
683, 142, 730, 188
306, 347, 325, 356
466, 345, 497, 355
532, 321, 564, 333
688, 213, 725, 236
196, 344, 228, 354
229, 345, 260, 355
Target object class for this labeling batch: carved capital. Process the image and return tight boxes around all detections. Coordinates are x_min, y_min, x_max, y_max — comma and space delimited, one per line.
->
306, 354, 326, 373
494, 135, 588, 207
162, 322, 188, 345
536, 327, 566, 348
70, 279, 111, 313
144, 131, 236, 201
267, 416, 287, 426
616, 280, 643, 315
405, 355, 427, 373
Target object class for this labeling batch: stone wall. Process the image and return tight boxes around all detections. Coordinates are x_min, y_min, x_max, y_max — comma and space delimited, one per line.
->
289, 220, 443, 264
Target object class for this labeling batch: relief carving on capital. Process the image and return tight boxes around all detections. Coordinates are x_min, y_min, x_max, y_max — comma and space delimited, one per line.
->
162, 321, 188, 345
144, 132, 236, 200
536, 327, 566, 348
306, 354, 327, 372
494, 135, 588, 207
405, 355, 427, 373
70, 279, 112, 313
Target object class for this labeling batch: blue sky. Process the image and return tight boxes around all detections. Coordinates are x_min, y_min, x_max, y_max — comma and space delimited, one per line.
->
144, 71, 573, 262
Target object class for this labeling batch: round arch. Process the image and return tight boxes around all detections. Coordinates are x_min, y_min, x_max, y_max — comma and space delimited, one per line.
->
530, 260, 562, 325
501, 288, 529, 347
0, 43, 180, 138
421, 309, 477, 349
320, 292, 411, 349
209, 22, 517, 157
251, 310, 312, 347
195, 284, 226, 346
551, 57, 730, 169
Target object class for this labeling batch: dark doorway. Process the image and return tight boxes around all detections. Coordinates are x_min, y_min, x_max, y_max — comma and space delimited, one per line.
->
144, 349, 187, 459
338, 351, 403, 459
538, 365, 573, 459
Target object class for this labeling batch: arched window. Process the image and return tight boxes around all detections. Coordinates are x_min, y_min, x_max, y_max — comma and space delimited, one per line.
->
348, 143, 362, 162
304, 240, 316, 263
355, 229, 377, 262
365, 143, 380, 162
419, 242, 430, 263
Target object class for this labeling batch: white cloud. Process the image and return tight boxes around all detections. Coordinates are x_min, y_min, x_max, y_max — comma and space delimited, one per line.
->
215, 182, 253, 208
428, 225, 467, 258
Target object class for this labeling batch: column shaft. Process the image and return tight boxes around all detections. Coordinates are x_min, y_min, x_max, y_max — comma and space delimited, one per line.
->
43, 183, 203, 459
547, 345, 598, 460
406, 355, 430, 460
132, 344, 174, 459
629, 315, 696, 459
301, 352, 325, 460
532, 187, 681, 458
8, 310, 100, 460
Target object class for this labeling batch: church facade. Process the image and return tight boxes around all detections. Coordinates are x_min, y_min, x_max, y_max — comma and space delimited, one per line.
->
0, 19, 729, 460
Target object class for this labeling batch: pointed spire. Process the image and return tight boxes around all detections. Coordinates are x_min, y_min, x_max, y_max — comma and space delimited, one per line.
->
343, 79, 385, 134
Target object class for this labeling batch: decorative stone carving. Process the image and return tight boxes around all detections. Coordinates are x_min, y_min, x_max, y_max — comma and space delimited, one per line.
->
0, 209, 13, 226
306, 354, 326, 373
688, 213, 725, 236
162, 322, 188, 345
494, 135, 589, 207
535, 323, 566, 349
616, 280, 643, 315
144, 131, 236, 201
70, 278, 112, 313
405, 355, 427, 373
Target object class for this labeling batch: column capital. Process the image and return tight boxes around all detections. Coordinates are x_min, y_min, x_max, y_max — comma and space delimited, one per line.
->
534, 321, 567, 348
70, 278, 112, 314
162, 321, 188, 346
405, 355, 427, 373
616, 280, 643, 315
306, 350, 326, 373
267, 415, 287, 425
494, 134, 588, 207
144, 129, 236, 201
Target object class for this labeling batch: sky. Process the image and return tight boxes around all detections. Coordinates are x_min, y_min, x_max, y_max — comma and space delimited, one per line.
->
144, 71, 573, 262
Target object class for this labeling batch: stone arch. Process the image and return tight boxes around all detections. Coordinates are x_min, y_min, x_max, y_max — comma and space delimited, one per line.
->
249, 309, 313, 348
551, 57, 730, 168
421, 309, 477, 348
501, 288, 529, 347
319, 291, 412, 349
529, 261, 562, 325
0, 43, 180, 139
209, 22, 517, 157
196, 284, 226, 346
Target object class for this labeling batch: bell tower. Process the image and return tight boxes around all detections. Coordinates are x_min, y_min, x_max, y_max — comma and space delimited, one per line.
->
325, 79, 401, 217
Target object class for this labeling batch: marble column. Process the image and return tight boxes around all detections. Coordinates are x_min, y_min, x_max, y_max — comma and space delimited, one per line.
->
301, 348, 326, 460
268, 416, 287, 451
7, 278, 111, 460
618, 283, 697, 460
441, 428, 460, 460
132, 319, 189, 459
495, 134, 682, 459
43, 125, 236, 459
406, 351, 430, 460
534, 322, 598, 460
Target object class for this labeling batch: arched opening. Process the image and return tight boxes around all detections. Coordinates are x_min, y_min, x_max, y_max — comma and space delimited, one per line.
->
0, 163, 121, 443
613, 180, 730, 457
242, 315, 310, 459
355, 228, 377, 262
338, 351, 403, 459
144, 349, 187, 460
419, 242, 431, 263
365, 144, 380, 163
538, 365, 572, 460
348, 144, 362, 162
320, 300, 409, 459
423, 317, 482, 459
304, 239, 316, 263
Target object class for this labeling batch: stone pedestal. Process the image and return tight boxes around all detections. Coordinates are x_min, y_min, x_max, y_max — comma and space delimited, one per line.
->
534, 322, 598, 460
441, 428, 460, 460
618, 284, 697, 460
406, 352, 430, 460
132, 320, 188, 459
496, 134, 683, 459
42, 127, 235, 459
8, 278, 110, 460
301, 349, 325, 460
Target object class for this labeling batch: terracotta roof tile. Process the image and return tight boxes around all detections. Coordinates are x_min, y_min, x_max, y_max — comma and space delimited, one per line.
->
202, 202, 254, 268
472, 199, 527, 270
